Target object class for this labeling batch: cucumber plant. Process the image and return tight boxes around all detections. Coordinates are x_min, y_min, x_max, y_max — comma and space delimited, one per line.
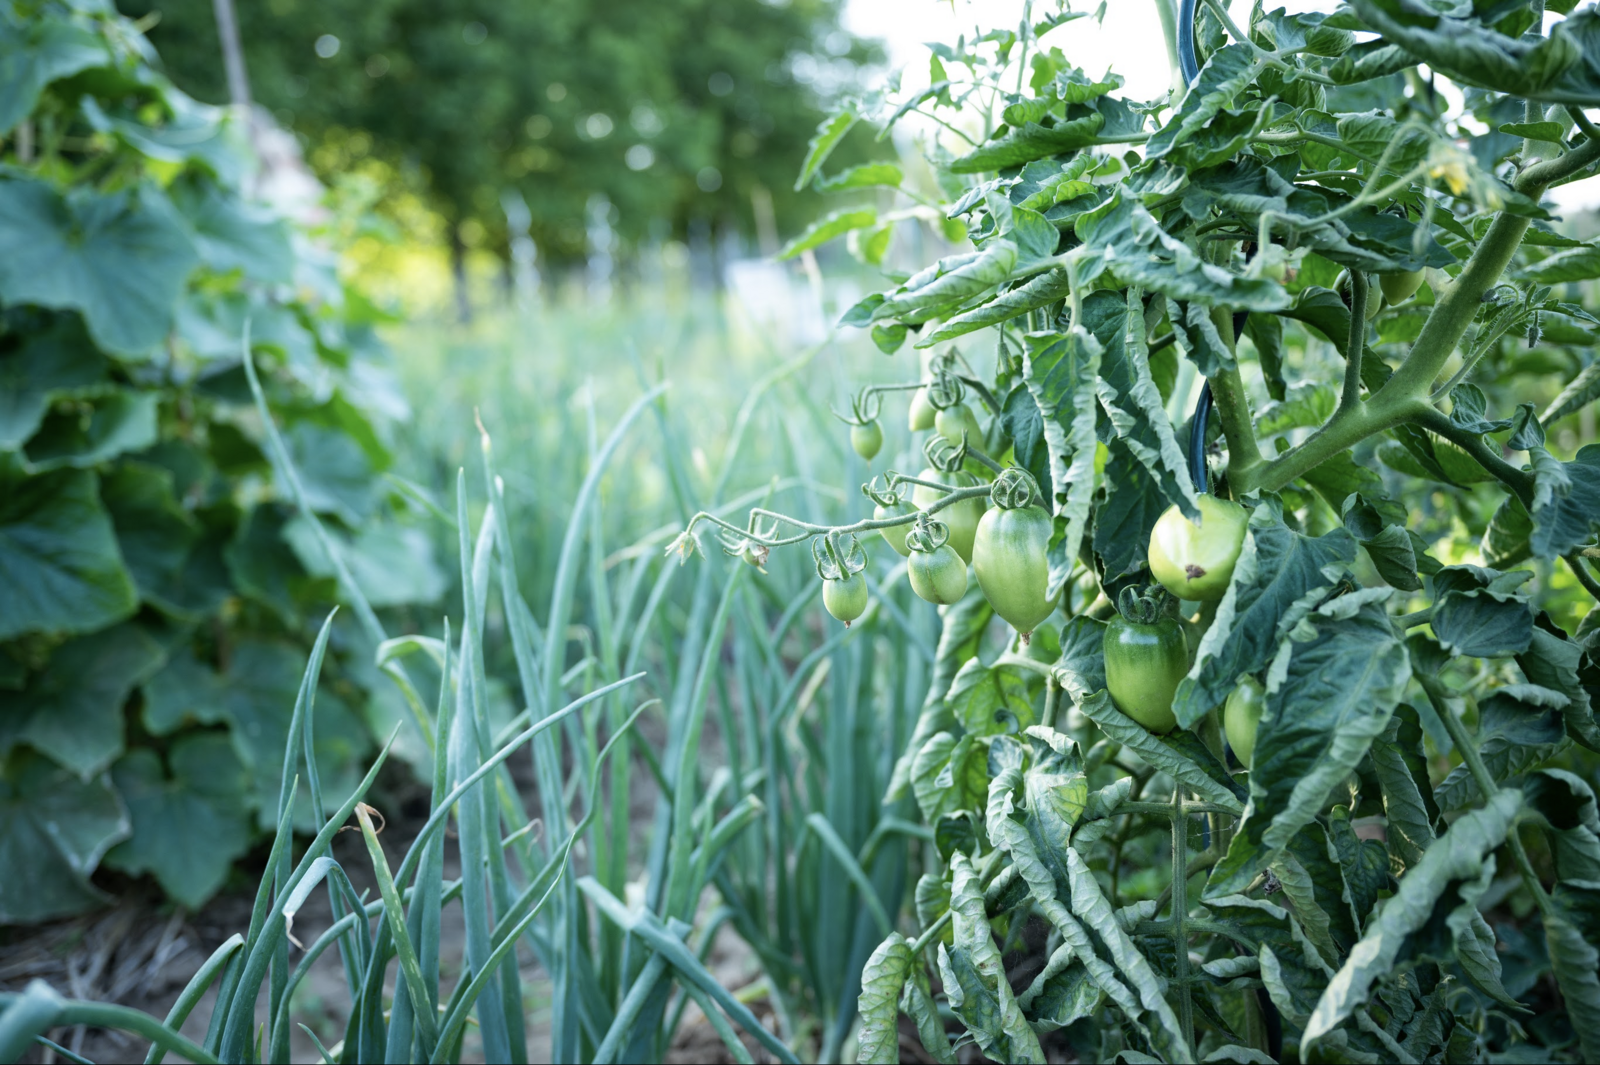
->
0, 2, 441, 922
674, 1, 1600, 1061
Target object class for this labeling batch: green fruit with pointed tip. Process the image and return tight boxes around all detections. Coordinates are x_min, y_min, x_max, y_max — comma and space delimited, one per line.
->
1379, 269, 1426, 306
1148, 496, 1249, 602
1225, 676, 1267, 769
852, 420, 883, 461
972, 504, 1055, 639
823, 572, 869, 626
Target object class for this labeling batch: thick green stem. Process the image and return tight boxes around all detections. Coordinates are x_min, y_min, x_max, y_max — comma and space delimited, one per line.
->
1171, 785, 1195, 1052
1417, 674, 1554, 917
1342, 270, 1368, 410
1154, 0, 1185, 100
1564, 553, 1600, 602
1209, 307, 1264, 486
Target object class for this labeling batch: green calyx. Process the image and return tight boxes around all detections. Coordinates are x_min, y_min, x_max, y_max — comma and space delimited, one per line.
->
988, 467, 1042, 510
812, 531, 867, 582
1116, 584, 1171, 627
904, 514, 951, 554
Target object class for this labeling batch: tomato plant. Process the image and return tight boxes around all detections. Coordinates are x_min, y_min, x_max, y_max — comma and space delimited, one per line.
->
672, 1, 1600, 1061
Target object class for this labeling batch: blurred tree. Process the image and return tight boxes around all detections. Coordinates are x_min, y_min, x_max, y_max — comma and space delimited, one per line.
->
119, 0, 883, 286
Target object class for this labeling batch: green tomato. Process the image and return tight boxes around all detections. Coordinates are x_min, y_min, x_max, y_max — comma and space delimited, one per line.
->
852, 420, 883, 462
912, 469, 985, 563
908, 387, 936, 432
1148, 496, 1249, 602
972, 504, 1055, 638
1103, 613, 1188, 734
1379, 268, 1426, 306
1224, 676, 1266, 769
874, 498, 916, 557
934, 401, 983, 447
908, 543, 969, 605
823, 572, 869, 626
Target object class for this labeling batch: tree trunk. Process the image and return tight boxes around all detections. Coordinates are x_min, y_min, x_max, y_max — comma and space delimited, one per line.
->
450, 228, 473, 324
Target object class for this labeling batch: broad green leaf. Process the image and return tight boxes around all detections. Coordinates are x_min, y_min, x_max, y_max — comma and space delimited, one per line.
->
1053, 615, 1107, 704
1543, 361, 1600, 424
1075, 191, 1289, 311
1002, 383, 1051, 503
1303, 788, 1522, 1047
278, 421, 380, 526
0, 750, 124, 923
1343, 493, 1424, 591
1529, 444, 1600, 559
102, 461, 230, 620
0, 623, 165, 777
1023, 326, 1100, 596
0, 313, 106, 451
1146, 44, 1258, 161
224, 502, 319, 626
857, 933, 912, 1064
949, 112, 1107, 173
1434, 687, 1568, 811
777, 207, 877, 260
1368, 705, 1438, 874
1094, 289, 1200, 522
815, 163, 903, 192
1482, 494, 1533, 569
0, 9, 108, 136
1256, 384, 1336, 438
1093, 437, 1171, 578
795, 107, 858, 190
1350, 1, 1600, 106
911, 731, 988, 824
1065, 847, 1191, 1061
169, 175, 295, 284
0, 178, 198, 357
1174, 512, 1358, 727
887, 589, 991, 801
0, 459, 136, 640
1516, 625, 1600, 750
1020, 948, 1100, 1033
1523, 769, 1600, 881
1431, 582, 1534, 660
1207, 592, 1410, 897
283, 516, 447, 609
918, 268, 1070, 346
986, 781, 1150, 1044
941, 853, 1045, 1063
1077, 690, 1243, 810
140, 645, 232, 735
876, 242, 1017, 321
80, 88, 242, 184
22, 390, 158, 472
900, 959, 954, 1064
102, 733, 253, 908
1547, 879, 1600, 1061
945, 658, 1035, 736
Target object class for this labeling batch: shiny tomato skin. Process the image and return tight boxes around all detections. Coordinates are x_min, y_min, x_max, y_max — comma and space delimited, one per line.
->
912, 469, 985, 564
1224, 676, 1267, 768
908, 543, 969, 605
875, 499, 916, 557
1148, 496, 1248, 602
1103, 615, 1188, 734
972, 504, 1054, 637
823, 572, 869, 626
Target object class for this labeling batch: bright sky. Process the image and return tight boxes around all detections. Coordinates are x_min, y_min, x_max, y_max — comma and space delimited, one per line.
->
840, 0, 1600, 212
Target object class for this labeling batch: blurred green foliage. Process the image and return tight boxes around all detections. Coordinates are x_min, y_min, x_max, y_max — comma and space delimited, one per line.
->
118, 0, 886, 260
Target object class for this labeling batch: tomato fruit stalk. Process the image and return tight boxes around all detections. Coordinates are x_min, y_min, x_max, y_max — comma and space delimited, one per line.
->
972, 468, 1054, 640
1103, 587, 1188, 734
1148, 495, 1249, 602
